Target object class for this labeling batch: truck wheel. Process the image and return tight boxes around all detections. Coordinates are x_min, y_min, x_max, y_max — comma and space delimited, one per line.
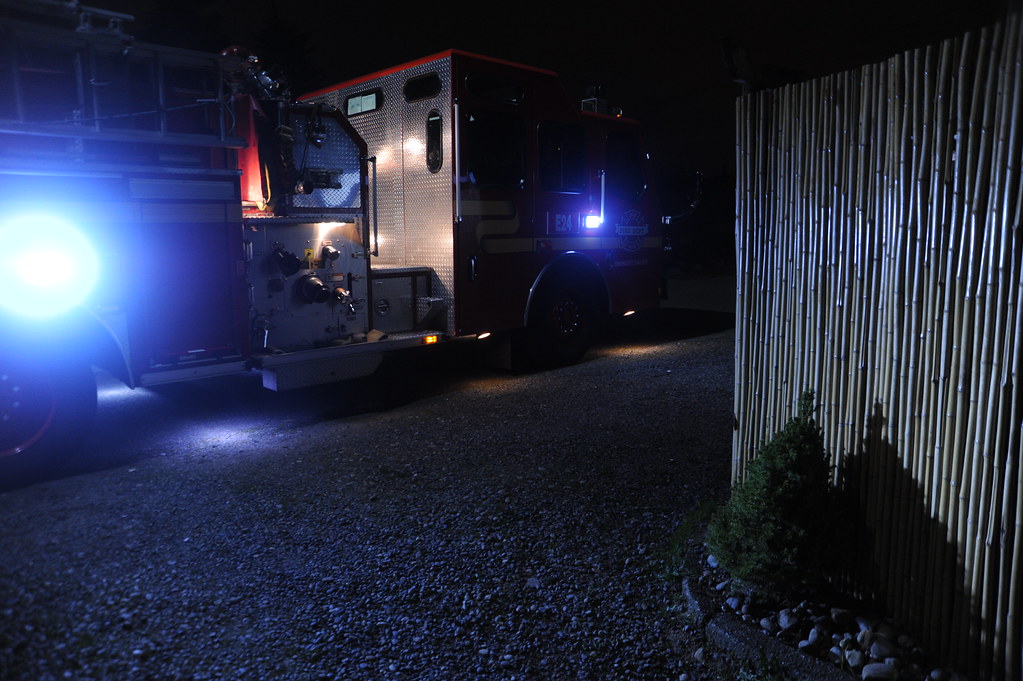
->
528, 281, 596, 367
0, 357, 96, 481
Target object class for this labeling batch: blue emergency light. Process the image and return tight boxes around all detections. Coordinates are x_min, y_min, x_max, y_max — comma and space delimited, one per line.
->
0, 215, 99, 318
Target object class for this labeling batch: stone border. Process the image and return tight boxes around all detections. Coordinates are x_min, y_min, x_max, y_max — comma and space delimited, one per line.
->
681, 576, 852, 681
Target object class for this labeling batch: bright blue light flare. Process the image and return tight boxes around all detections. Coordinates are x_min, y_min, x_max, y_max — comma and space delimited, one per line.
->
584, 214, 603, 229
0, 215, 100, 318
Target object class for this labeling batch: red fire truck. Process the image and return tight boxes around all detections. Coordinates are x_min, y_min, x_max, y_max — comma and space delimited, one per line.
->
0, 2, 664, 473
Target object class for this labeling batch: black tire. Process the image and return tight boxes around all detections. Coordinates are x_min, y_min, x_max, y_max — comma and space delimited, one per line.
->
0, 356, 96, 483
528, 280, 596, 367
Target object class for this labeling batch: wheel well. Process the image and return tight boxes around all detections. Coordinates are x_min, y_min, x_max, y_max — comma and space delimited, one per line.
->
0, 312, 131, 386
525, 254, 610, 327
86, 316, 132, 386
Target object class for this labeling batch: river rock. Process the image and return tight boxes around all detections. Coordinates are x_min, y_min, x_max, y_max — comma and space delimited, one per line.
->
870, 635, 899, 660
778, 608, 800, 632
862, 662, 898, 680
814, 626, 830, 644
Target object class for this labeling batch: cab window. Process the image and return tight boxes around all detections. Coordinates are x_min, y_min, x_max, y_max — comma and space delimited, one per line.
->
606, 131, 646, 201
538, 121, 585, 193
462, 110, 524, 189
465, 74, 523, 105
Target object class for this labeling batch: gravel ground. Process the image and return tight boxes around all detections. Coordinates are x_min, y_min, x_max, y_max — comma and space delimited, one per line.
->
0, 319, 735, 681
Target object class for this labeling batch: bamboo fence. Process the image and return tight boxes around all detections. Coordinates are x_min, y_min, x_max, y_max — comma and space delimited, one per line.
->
734, 12, 1022, 681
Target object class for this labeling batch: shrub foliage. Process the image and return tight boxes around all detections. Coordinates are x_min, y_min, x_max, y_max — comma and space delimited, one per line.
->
708, 390, 838, 592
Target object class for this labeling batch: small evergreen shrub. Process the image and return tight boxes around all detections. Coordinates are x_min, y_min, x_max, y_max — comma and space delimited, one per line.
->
707, 390, 839, 593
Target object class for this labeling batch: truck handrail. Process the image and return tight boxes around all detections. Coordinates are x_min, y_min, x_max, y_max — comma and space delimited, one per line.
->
454, 100, 462, 224
369, 155, 379, 256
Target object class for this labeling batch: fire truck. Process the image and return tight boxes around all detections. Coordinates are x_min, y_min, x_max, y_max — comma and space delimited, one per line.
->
0, 2, 664, 473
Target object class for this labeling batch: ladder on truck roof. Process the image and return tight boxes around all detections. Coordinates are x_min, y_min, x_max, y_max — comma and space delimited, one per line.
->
0, 0, 244, 156
1, 0, 133, 34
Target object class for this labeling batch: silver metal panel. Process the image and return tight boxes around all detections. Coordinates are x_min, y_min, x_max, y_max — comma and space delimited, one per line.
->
371, 277, 415, 332
307, 56, 456, 334
262, 353, 382, 390
258, 330, 441, 390
370, 269, 431, 333
246, 219, 370, 352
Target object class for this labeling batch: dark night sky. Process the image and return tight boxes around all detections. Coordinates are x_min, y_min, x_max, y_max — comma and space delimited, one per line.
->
100, 0, 1009, 210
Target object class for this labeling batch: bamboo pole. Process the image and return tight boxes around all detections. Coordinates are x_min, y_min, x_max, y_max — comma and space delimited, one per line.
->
964, 23, 1003, 672
905, 42, 936, 636
737, 90, 750, 483
940, 38, 974, 655
922, 34, 958, 642
937, 29, 971, 571
948, 26, 989, 667
846, 64, 875, 487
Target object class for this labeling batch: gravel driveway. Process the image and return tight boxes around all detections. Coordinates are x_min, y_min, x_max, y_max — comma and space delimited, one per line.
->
1, 318, 735, 681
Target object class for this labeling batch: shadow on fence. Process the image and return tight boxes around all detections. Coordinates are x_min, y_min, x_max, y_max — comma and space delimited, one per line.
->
842, 402, 982, 677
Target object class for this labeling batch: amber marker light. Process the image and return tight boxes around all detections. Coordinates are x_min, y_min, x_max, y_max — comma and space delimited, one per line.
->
423, 335, 440, 344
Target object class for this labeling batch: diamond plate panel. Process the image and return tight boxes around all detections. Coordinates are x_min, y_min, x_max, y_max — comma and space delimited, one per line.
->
307, 56, 456, 334
286, 111, 363, 210
399, 58, 454, 334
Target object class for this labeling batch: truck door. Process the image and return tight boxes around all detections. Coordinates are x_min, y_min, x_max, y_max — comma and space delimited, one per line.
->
454, 70, 533, 336
598, 127, 661, 311
533, 118, 598, 253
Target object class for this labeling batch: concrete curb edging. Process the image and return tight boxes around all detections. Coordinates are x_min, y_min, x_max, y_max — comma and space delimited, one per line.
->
681, 576, 853, 681
706, 613, 853, 681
